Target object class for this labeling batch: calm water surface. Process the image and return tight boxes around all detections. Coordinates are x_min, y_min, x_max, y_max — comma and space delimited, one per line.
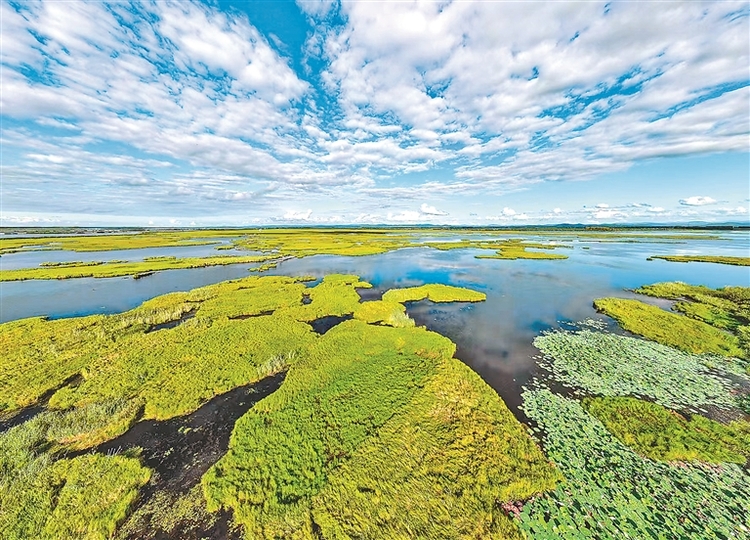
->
2, 232, 748, 417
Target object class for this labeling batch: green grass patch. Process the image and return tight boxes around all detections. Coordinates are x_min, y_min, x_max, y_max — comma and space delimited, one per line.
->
203, 320, 559, 539
473, 239, 570, 260
583, 396, 750, 464
0, 416, 150, 540
0, 254, 275, 281
381, 283, 486, 303
594, 297, 744, 358
650, 255, 750, 266
352, 300, 414, 327
518, 389, 750, 539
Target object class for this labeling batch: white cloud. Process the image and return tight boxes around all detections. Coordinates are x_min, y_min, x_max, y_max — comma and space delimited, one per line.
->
420, 203, 448, 216
283, 209, 313, 220
502, 207, 516, 216
387, 210, 422, 222
679, 196, 718, 206
553, 208, 562, 214
1, 0, 748, 223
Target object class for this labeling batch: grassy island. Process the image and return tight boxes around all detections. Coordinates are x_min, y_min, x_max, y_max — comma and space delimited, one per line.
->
649, 255, 750, 266
593, 297, 745, 358
0, 255, 276, 282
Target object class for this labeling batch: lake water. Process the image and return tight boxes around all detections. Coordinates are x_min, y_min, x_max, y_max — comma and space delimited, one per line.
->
2, 231, 748, 418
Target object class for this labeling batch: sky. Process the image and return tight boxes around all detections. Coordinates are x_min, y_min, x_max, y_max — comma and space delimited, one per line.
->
1, 0, 749, 227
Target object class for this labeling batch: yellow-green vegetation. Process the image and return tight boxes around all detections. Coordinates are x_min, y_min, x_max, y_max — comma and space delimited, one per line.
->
0, 415, 150, 540
279, 274, 373, 322
0, 230, 252, 254
114, 485, 231, 540
583, 397, 750, 464
593, 297, 744, 358
635, 282, 750, 357
1, 274, 486, 422
0, 254, 274, 281
44, 398, 143, 451
2, 273, 512, 538
202, 319, 560, 539
1, 227, 726, 259
229, 228, 417, 257
650, 255, 750, 266
474, 239, 569, 260
39, 260, 126, 267
381, 283, 487, 303
352, 300, 414, 327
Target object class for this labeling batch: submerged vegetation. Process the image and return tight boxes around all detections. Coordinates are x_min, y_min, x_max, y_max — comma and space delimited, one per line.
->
650, 254, 750, 266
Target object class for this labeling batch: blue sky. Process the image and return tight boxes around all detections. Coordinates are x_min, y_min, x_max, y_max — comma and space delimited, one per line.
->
1, 0, 748, 226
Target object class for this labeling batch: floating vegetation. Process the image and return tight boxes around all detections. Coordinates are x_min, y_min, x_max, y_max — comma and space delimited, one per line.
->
518, 389, 750, 539
203, 320, 560, 539
593, 297, 745, 358
583, 396, 750, 464
534, 329, 743, 409
649, 255, 750, 266
0, 254, 276, 281
381, 283, 487, 303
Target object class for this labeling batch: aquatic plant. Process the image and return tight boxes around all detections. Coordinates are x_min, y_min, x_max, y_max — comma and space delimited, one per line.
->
203, 320, 559, 539
593, 297, 744, 357
583, 396, 750, 464
649, 254, 750, 266
533, 329, 743, 409
518, 389, 750, 539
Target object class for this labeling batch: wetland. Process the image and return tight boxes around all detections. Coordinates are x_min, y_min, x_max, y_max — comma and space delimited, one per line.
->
1, 226, 749, 539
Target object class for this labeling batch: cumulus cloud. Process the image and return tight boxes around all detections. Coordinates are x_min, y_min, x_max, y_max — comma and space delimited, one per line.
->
679, 196, 718, 206
1, 0, 748, 223
420, 203, 448, 216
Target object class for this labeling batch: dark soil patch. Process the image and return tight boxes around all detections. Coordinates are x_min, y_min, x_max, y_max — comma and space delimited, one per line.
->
82, 373, 285, 540
0, 374, 82, 433
146, 310, 197, 332
228, 310, 273, 320
309, 314, 353, 335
